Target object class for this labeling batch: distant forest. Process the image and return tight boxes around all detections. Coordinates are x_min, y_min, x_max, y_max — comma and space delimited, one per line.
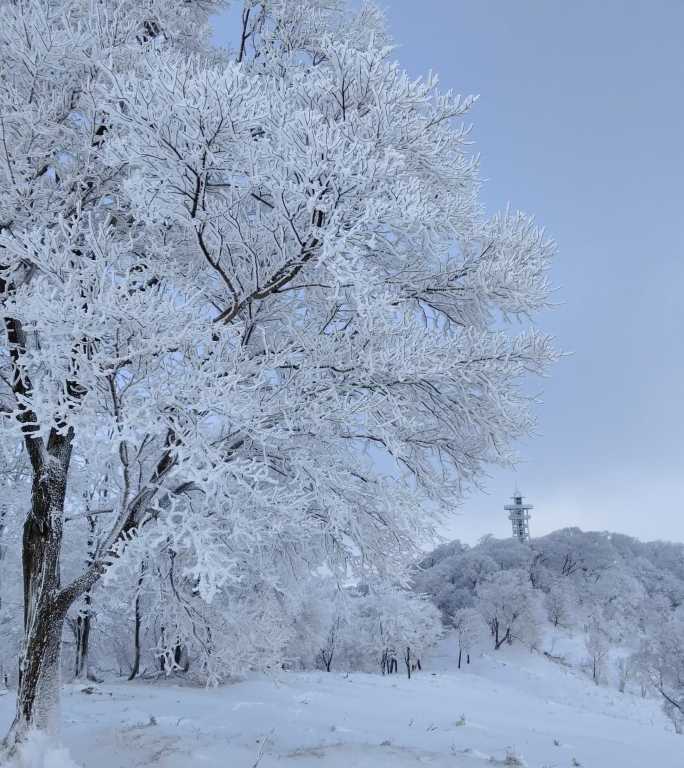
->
415, 528, 684, 731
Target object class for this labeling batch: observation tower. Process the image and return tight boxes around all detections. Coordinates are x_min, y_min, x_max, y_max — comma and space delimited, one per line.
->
505, 491, 532, 543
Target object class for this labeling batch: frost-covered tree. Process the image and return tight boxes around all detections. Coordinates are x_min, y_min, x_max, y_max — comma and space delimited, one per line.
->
627, 637, 658, 698
419, 529, 684, 709
544, 578, 578, 629
419, 529, 684, 634
584, 612, 610, 685
285, 579, 339, 671
0, 0, 555, 748
629, 611, 684, 733
582, 570, 646, 644
281, 579, 442, 674
478, 535, 534, 573
451, 607, 487, 668
414, 548, 499, 618
354, 586, 442, 677
475, 569, 544, 650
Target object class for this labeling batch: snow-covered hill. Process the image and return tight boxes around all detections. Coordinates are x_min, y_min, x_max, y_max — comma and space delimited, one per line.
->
2, 631, 680, 768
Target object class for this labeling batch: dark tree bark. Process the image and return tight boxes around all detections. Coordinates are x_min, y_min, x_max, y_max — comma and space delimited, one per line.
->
73, 598, 92, 680
404, 646, 412, 679
381, 649, 397, 674
159, 626, 167, 672
74, 516, 97, 681
317, 621, 337, 673
7, 434, 73, 744
494, 627, 511, 650
128, 561, 146, 681
319, 647, 333, 672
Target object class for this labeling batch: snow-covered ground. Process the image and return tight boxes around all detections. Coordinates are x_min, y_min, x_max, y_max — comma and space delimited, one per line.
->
2, 633, 680, 768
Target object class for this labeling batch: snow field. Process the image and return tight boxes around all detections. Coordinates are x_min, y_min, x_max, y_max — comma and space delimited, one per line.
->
2, 632, 680, 768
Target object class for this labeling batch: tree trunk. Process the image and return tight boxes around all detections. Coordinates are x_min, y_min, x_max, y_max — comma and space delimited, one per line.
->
159, 626, 167, 672
0, 503, 6, 615
3, 440, 73, 749
129, 561, 146, 680
494, 627, 511, 650
74, 597, 92, 680
6, 507, 66, 742
129, 594, 143, 680
458, 647, 462, 669
74, 514, 97, 681
11, 604, 67, 740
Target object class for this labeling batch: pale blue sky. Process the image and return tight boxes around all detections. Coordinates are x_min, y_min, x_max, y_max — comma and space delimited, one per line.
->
214, 2, 684, 544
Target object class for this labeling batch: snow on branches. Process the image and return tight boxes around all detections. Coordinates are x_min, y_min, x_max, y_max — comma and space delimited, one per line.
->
0, 0, 554, 740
